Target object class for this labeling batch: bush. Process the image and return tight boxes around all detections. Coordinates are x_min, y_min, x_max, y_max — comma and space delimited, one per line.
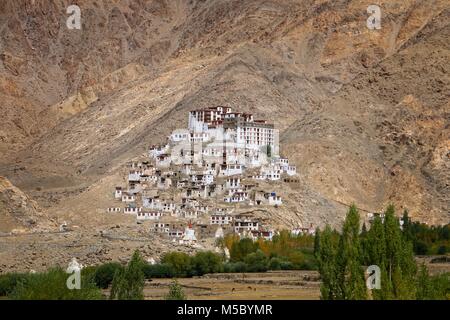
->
192, 251, 223, 276
161, 252, 193, 277
165, 280, 186, 300
93, 263, 123, 289
268, 257, 282, 270
223, 262, 247, 273
280, 261, 293, 270
0, 273, 29, 296
142, 264, 176, 279
244, 250, 268, 272
9, 268, 102, 300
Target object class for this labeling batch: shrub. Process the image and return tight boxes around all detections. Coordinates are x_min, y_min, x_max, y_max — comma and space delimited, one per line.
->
279, 261, 293, 270
268, 257, 282, 270
192, 251, 223, 276
93, 263, 123, 289
9, 268, 102, 300
223, 262, 247, 273
161, 252, 193, 277
165, 280, 186, 300
0, 273, 29, 296
244, 250, 268, 272
142, 264, 176, 279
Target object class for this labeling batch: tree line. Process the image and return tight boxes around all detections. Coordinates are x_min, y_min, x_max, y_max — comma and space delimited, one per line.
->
315, 204, 449, 300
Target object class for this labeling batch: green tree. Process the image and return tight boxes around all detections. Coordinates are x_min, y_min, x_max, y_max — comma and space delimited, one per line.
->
364, 216, 392, 300
244, 250, 269, 272
314, 228, 321, 257
230, 238, 258, 262
192, 251, 223, 275
382, 205, 416, 299
93, 262, 123, 289
318, 225, 339, 300
165, 280, 186, 300
335, 205, 367, 300
161, 252, 193, 276
110, 250, 145, 300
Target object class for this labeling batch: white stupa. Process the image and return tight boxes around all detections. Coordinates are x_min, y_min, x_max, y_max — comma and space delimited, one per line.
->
180, 223, 197, 245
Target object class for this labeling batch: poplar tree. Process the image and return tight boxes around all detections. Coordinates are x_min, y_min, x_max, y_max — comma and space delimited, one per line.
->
318, 225, 338, 299
314, 227, 321, 257
110, 250, 145, 300
335, 205, 367, 300
366, 216, 393, 300
382, 205, 416, 299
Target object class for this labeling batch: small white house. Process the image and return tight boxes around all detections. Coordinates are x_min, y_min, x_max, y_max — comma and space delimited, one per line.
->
169, 229, 185, 239
183, 210, 198, 219
149, 145, 169, 158
143, 197, 161, 209
137, 211, 163, 221
250, 230, 274, 241
191, 174, 214, 185
261, 165, 281, 180
224, 192, 248, 203
210, 214, 233, 225
265, 192, 282, 206
124, 206, 142, 214
234, 218, 259, 233
225, 177, 240, 189
107, 207, 122, 213
157, 177, 172, 189
156, 154, 171, 168
128, 171, 142, 182
219, 164, 244, 177
121, 193, 136, 203
114, 187, 123, 199
170, 129, 190, 142
285, 165, 296, 176
276, 158, 289, 168
161, 202, 177, 212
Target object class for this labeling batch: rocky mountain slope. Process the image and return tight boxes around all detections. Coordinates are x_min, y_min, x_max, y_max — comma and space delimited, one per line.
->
0, 176, 55, 233
0, 0, 448, 230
